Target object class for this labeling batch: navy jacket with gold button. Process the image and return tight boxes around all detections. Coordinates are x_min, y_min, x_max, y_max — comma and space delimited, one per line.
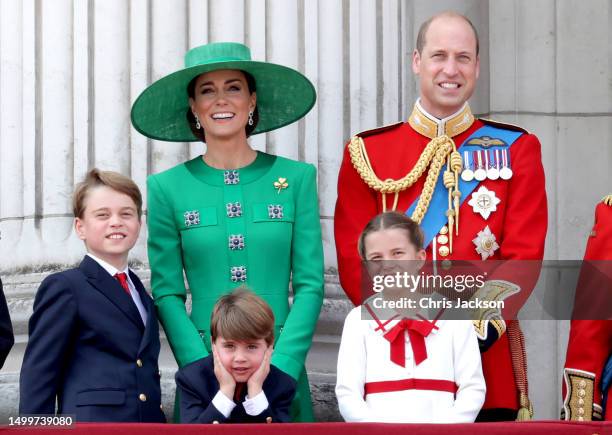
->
19, 256, 166, 422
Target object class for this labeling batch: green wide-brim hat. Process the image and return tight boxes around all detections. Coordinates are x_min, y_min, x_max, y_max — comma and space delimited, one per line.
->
131, 42, 316, 142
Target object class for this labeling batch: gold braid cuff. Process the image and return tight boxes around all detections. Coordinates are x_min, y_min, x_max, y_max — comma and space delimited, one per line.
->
348, 134, 463, 247
562, 369, 600, 421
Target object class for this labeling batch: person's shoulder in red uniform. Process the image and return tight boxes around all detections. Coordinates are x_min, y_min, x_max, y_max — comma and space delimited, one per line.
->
351, 122, 408, 153
355, 121, 404, 139
562, 194, 612, 422
478, 118, 528, 134
585, 195, 612, 261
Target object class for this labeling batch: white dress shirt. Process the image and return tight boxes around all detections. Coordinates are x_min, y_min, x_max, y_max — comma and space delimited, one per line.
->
87, 253, 148, 325
212, 389, 269, 418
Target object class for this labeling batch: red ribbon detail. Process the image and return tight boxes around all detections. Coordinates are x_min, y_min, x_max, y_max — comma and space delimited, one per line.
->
364, 378, 458, 396
383, 319, 435, 367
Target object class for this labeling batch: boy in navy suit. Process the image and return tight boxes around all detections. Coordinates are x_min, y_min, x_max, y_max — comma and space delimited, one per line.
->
176, 288, 296, 423
19, 169, 166, 423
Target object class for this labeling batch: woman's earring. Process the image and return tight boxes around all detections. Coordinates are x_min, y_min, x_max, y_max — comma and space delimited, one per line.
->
194, 113, 201, 129
248, 110, 254, 126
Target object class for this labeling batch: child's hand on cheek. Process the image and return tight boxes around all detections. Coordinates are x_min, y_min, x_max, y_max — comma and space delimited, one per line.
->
212, 344, 236, 400
247, 346, 272, 398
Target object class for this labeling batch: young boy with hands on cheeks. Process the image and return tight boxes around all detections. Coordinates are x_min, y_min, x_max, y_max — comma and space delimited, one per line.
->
176, 289, 296, 423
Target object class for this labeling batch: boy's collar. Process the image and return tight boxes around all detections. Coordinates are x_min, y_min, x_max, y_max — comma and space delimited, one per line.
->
86, 253, 129, 277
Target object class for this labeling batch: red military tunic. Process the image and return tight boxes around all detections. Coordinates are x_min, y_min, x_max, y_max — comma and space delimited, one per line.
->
562, 197, 612, 421
334, 101, 548, 413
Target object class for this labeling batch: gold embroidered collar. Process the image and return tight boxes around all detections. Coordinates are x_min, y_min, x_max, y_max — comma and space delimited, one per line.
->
408, 100, 474, 139
349, 100, 465, 250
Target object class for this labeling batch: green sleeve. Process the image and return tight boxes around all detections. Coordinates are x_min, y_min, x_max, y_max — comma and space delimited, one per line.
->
271, 164, 324, 380
147, 175, 208, 367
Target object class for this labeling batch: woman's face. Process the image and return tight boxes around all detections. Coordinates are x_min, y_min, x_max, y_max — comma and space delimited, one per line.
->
189, 69, 256, 142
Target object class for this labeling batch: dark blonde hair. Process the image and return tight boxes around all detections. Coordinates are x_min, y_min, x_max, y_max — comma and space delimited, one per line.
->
73, 168, 143, 219
210, 288, 275, 346
358, 212, 424, 259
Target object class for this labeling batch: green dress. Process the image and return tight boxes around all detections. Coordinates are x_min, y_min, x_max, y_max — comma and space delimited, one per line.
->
147, 151, 324, 422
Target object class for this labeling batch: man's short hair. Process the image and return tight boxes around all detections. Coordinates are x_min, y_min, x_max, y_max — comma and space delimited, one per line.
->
73, 168, 143, 219
416, 11, 480, 55
210, 288, 275, 346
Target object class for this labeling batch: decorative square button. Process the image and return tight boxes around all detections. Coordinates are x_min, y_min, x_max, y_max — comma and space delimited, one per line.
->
268, 204, 283, 219
183, 210, 200, 227
224, 170, 240, 185
230, 266, 247, 282
226, 202, 242, 218
228, 234, 245, 250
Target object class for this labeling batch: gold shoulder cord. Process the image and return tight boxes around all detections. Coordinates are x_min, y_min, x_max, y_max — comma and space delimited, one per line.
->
348, 134, 463, 252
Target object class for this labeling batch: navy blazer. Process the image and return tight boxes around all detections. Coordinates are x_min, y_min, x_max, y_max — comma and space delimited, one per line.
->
0, 278, 14, 369
176, 355, 296, 423
19, 256, 166, 423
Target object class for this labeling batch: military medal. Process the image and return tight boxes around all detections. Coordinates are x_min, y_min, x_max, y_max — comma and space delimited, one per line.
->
472, 226, 499, 260
487, 149, 500, 180
474, 150, 487, 181
500, 148, 513, 180
460, 150, 474, 181
468, 186, 500, 220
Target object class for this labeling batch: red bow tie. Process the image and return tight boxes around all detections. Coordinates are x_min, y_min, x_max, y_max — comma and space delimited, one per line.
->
383, 319, 435, 367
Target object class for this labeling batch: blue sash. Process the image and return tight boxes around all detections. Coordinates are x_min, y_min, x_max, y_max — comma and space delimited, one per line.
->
602, 353, 612, 418
405, 125, 523, 248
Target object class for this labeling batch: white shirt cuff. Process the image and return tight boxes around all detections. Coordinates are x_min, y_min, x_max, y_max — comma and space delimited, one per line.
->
243, 390, 269, 416
212, 390, 236, 418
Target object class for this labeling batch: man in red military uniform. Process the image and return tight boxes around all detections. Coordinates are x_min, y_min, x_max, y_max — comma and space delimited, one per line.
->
562, 195, 612, 421
334, 11, 547, 421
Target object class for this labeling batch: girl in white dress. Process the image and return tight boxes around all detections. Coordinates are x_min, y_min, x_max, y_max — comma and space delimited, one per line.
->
335, 211, 485, 423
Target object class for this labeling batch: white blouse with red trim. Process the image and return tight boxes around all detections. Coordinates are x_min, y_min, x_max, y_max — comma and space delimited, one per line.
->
335, 301, 485, 423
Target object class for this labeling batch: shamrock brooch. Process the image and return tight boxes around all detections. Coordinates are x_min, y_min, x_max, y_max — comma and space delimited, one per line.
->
274, 177, 288, 194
